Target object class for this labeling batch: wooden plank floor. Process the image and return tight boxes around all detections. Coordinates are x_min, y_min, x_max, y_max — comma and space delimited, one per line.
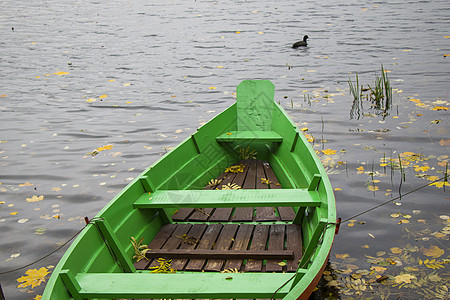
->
172, 160, 296, 222
135, 223, 302, 273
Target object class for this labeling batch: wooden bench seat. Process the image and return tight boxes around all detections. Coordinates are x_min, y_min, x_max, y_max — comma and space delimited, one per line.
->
133, 189, 321, 209
216, 131, 283, 142
61, 271, 298, 299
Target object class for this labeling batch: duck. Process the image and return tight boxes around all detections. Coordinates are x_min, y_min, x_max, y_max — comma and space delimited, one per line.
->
292, 35, 308, 48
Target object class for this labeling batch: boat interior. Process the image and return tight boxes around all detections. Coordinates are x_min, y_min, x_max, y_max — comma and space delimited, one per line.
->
134, 159, 303, 274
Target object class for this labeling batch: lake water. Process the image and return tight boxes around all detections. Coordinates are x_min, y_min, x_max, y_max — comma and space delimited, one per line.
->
0, 0, 449, 299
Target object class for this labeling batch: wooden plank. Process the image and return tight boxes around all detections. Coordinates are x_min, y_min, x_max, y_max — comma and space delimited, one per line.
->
265, 225, 286, 272
255, 160, 277, 222
145, 249, 294, 260
147, 224, 191, 269
74, 272, 294, 298
216, 131, 283, 142
170, 224, 208, 271
136, 223, 177, 270
277, 207, 296, 221
204, 224, 239, 271
286, 224, 303, 272
207, 169, 238, 222
233, 161, 256, 221
245, 225, 269, 272
185, 224, 222, 271
262, 161, 281, 189
224, 224, 254, 271
171, 207, 195, 221
134, 189, 321, 208
188, 207, 214, 221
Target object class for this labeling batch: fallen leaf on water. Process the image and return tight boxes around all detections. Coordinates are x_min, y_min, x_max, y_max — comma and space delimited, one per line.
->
394, 273, 416, 284
367, 185, 379, 192
432, 106, 448, 111
10, 212, 18, 215
51, 187, 62, 192
53, 71, 69, 75
368, 233, 375, 239
390, 247, 402, 254
17, 267, 50, 289
99, 94, 108, 99
322, 149, 337, 155
26, 195, 44, 203
421, 245, 444, 258
357, 166, 364, 174
370, 266, 387, 273
18, 218, 29, 224
34, 295, 42, 300
335, 253, 350, 259
439, 139, 450, 146
19, 182, 34, 187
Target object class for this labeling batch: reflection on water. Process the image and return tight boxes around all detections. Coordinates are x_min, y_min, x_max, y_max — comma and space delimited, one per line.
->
1, 0, 449, 299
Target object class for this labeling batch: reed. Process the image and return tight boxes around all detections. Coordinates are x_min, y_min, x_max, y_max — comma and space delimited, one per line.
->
348, 73, 360, 101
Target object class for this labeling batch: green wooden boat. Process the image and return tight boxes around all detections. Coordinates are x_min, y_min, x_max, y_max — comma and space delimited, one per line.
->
43, 80, 337, 299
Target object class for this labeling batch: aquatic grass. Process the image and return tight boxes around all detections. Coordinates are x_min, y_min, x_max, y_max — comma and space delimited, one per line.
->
349, 65, 393, 119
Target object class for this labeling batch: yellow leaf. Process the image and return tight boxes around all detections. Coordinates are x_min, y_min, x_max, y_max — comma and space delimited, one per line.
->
123, 83, 131, 86
430, 181, 450, 188
335, 253, 350, 259
394, 273, 416, 284
34, 295, 42, 300
439, 139, 450, 146
108, 79, 116, 82
390, 247, 403, 254
414, 165, 430, 172
99, 94, 108, 99
19, 182, 34, 187
53, 71, 69, 75
300, 127, 308, 132
421, 245, 444, 258
367, 185, 379, 192
51, 187, 62, 192
86, 98, 96, 102
10, 211, 18, 215
16, 267, 50, 289
356, 166, 364, 174
432, 106, 448, 111
334, 188, 342, 191
26, 195, 44, 203
427, 176, 439, 181
322, 149, 337, 155
209, 87, 217, 90
277, 261, 287, 266
370, 266, 387, 273
96, 145, 113, 152
226, 132, 232, 135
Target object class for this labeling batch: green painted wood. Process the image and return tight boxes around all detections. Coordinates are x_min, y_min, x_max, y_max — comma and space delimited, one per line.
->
93, 219, 136, 273
59, 270, 81, 300
236, 80, 275, 131
216, 131, 283, 142
133, 189, 321, 208
74, 272, 292, 298
308, 174, 322, 191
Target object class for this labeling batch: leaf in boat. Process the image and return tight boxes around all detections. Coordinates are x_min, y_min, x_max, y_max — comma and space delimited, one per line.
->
149, 258, 176, 273
206, 178, 222, 187
26, 195, 44, 203
421, 245, 444, 258
261, 178, 271, 185
221, 183, 241, 190
16, 267, 50, 289
130, 237, 148, 262
225, 164, 245, 173
238, 146, 258, 159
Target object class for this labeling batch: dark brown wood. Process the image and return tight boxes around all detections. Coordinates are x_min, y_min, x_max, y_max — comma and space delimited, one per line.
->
265, 224, 286, 272
224, 224, 254, 271
147, 224, 191, 269
277, 207, 296, 221
188, 207, 214, 221
170, 224, 208, 271
171, 207, 195, 221
145, 249, 294, 259
206, 169, 238, 222
286, 224, 303, 272
262, 161, 281, 188
204, 224, 239, 271
185, 223, 222, 271
255, 160, 278, 221
233, 160, 256, 221
138, 223, 177, 269
244, 225, 269, 272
